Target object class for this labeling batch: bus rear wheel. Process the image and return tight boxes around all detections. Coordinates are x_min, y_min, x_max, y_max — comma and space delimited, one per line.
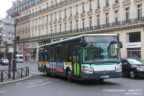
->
66, 70, 72, 82
97, 79, 104, 84
44, 66, 50, 76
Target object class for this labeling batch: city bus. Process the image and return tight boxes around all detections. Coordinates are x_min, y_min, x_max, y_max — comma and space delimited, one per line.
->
38, 34, 122, 82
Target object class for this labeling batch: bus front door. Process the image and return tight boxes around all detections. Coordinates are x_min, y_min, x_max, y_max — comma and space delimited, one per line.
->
73, 47, 80, 76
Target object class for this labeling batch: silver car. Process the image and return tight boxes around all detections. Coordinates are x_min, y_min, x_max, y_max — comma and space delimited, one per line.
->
0, 59, 9, 65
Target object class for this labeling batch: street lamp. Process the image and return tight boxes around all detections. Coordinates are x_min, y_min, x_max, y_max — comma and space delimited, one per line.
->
11, 13, 20, 80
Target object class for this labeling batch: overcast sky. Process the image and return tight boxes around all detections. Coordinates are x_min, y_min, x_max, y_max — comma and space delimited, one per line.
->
0, 0, 13, 18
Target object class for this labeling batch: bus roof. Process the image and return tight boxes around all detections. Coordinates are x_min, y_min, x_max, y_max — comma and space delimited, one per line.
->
40, 34, 118, 48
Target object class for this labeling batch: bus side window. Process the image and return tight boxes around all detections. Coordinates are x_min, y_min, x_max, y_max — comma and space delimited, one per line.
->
73, 46, 79, 62
45, 51, 48, 62
39, 52, 41, 62
50, 47, 55, 62
49, 49, 53, 62
56, 47, 61, 62
60, 48, 65, 62
48, 49, 50, 61
66, 46, 72, 62
56, 44, 66, 62
42, 52, 45, 62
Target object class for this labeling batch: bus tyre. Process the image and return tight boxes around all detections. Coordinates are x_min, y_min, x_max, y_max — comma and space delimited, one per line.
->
98, 79, 104, 84
44, 66, 49, 76
130, 70, 136, 79
66, 70, 72, 82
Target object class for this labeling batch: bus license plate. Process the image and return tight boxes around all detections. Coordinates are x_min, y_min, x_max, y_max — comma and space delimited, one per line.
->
101, 75, 109, 79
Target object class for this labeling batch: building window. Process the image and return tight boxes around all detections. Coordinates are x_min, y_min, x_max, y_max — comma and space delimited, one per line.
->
89, 17, 92, 29
137, 4, 142, 21
106, 0, 109, 6
82, 2, 85, 13
42, 16, 44, 24
127, 32, 141, 43
51, 26, 53, 34
51, 13, 53, 22
64, 23, 67, 33
76, 20, 78, 31
75, 5, 78, 15
97, 0, 100, 9
115, 0, 119, 3
55, 25, 57, 33
46, 27, 48, 34
82, 18, 85, 30
125, 7, 130, 23
38, 17, 40, 25
46, 15, 48, 23
38, 29, 40, 36
55, 0, 57, 5
55, 12, 57, 21
70, 7, 72, 16
89, 0, 92, 11
59, 10, 61, 19
64, 9, 67, 18
105, 13, 109, 26
70, 21, 72, 32
46, 3, 48, 8
114, 10, 118, 24
97, 15, 100, 26
59, 24, 62, 33
51, 1, 53, 6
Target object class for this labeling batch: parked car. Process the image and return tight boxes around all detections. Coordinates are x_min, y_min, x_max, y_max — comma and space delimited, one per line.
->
121, 58, 144, 79
0, 59, 9, 65
16, 54, 24, 63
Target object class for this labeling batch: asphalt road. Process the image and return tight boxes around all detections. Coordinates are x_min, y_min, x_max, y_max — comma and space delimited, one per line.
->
0, 62, 144, 96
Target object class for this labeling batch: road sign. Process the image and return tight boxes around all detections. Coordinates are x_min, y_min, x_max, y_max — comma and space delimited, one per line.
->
9, 48, 14, 53
2, 34, 14, 38
2, 25, 15, 32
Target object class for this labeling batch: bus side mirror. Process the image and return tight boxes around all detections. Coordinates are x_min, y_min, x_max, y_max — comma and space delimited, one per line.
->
80, 40, 87, 47
119, 42, 123, 48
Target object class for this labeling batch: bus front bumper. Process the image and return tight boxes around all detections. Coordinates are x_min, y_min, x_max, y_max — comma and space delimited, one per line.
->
80, 71, 122, 80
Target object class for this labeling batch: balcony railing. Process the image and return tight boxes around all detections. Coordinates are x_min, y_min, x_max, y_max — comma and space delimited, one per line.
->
20, 17, 144, 42
18, 0, 76, 21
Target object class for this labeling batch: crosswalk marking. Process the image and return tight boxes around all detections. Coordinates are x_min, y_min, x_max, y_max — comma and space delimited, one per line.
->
30, 72, 44, 75
28, 80, 43, 85
0, 91, 7, 93
26, 81, 51, 88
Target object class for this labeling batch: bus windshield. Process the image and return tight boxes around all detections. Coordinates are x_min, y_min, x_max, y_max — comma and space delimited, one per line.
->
83, 36, 120, 63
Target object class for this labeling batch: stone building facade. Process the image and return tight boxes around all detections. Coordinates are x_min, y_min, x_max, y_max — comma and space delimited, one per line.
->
7, 0, 144, 61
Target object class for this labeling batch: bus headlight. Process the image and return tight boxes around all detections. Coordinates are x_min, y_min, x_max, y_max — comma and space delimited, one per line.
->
82, 65, 94, 74
115, 64, 122, 72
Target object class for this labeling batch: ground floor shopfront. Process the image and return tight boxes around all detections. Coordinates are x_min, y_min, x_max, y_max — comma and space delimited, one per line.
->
109, 27, 144, 60
18, 27, 144, 62
18, 42, 39, 62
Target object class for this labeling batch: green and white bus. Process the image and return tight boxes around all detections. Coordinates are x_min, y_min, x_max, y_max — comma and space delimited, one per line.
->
38, 34, 122, 81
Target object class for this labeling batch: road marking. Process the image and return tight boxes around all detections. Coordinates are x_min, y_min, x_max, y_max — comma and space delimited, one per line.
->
0, 91, 7, 93
28, 80, 43, 85
26, 81, 51, 88
31, 72, 44, 75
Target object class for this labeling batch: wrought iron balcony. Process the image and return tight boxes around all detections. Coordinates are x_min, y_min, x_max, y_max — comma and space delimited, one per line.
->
19, 17, 144, 43
18, 0, 76, 21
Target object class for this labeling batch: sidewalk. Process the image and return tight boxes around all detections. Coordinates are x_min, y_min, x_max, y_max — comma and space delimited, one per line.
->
0, 65, 31, 85
0, 62, 38, 85
0, 75, 32, 85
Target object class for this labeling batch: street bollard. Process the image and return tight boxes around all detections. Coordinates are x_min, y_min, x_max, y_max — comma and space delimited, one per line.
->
21, 68, 23, 78
1, 71, 3, 82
